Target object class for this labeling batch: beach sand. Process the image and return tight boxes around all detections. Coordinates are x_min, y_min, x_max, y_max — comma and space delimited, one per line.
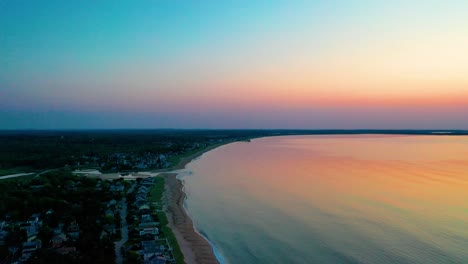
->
162, 173, 219, 264
158, 142, 237, 264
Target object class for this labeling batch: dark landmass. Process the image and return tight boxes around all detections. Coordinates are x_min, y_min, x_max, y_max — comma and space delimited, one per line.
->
1, 129, 467, 263
1, 129, 467, 176
0, 169, 121, 263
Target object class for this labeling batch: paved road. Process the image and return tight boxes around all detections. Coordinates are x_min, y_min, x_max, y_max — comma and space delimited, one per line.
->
115, 182, 136, 264
0, 173, 35, 180
0, 168, 58, 181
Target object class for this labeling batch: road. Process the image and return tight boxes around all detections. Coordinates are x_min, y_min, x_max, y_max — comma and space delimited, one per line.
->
0, 173, 35, 180
115, 182, 136, 264
0, 168, 58, 181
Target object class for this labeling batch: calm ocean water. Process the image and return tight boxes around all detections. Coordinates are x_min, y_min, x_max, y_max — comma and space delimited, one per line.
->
179, 135, 468, 264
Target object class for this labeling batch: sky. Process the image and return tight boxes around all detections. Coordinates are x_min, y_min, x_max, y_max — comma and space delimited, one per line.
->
1, 0, 468, 129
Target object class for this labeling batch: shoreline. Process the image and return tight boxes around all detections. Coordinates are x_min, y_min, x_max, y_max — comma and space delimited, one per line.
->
2, 140, 239, 262
159, 141, 238, 264
162, 141, 235, 172
162, 173, 220, 264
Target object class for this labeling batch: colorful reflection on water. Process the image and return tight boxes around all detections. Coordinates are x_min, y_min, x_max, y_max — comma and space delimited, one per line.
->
181, 136, 468, 264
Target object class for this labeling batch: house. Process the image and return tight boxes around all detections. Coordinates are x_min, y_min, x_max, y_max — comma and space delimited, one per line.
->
147, 255, 166, 264
141, 214, 153, 223
20, 222, 40, 239
56, 247, 76, 255
96, 181, 102, 191
0, 230, 7, 246
22, 240, 42, 253
139, 222, 159, 236
27, 214, 40, 225
67, 222, 80, 239
110, 182, 125, 192
136, 163, 147, 170
21, 240, 42, 261
139, 227, 159, 237
51, 233, 67, 248
108, 199, 117, 207
141, 178, 155, 186
140, 233, 156, 242
135, 199, 147, 207
141, 240, 163, 261
138, 204, 150, 212
138, 188, 148, 194
19, 222, 32, 231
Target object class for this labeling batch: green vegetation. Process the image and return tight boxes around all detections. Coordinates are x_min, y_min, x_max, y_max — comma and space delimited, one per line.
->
161, 225, 184, 264
1, 129, 467, 175
149, 177, 165, 205
0, 174, 36, 184
0, 130, 267, 173
3, 129, 462, 262
166, 146, 205, 168
149, 178, 184, 264
0, 170, 121, 263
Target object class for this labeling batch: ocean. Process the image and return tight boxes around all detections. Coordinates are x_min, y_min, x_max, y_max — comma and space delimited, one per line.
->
179, 135, 468, 264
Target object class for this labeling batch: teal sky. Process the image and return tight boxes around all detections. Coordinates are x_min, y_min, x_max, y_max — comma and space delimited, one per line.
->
1, 1, 468, 129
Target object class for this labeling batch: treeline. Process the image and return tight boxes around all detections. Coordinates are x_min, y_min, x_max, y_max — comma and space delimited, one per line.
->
3, 129, 463, 173
0, 170, 121, 263
0, 129, 273, 172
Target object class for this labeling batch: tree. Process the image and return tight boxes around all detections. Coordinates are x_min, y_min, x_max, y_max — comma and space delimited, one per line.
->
5, 227, 27, 246
125, 250, 141, 264
38, 225, 54, 247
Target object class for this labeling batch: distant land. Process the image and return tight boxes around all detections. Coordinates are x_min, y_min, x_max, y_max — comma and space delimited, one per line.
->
2, 129, 468, 135
2, 128, 467, 177
1, 129, 467, 263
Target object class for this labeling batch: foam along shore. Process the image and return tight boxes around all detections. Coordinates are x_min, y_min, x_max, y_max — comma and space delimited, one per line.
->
158, 142, 239, 264
162, 173, 219, 264
20, 141, 234, 262
72, 142, 230, 263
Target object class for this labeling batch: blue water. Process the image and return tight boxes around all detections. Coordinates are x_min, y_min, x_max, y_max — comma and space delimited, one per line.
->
180, 135, 468, 264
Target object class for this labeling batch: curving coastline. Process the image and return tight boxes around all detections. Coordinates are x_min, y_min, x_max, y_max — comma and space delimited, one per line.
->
162, 172, 220, 264
159, 141, 245, 264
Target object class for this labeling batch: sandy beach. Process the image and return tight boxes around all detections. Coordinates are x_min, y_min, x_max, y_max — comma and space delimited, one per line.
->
5, 142, 232, 263
162, 173, 219, 264
160, 142, 239, 264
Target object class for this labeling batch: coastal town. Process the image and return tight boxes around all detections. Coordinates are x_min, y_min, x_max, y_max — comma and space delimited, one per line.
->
0, 171, 181, 264
3, 0, 468, 262
119, 177, 177, 264
0, 129, 263, 264
0, 129, 359, 264
2, 130, 468, 263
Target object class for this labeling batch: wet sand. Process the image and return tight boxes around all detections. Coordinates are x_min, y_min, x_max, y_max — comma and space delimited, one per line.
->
158, 142, 239, 264
162, 173, 219, 264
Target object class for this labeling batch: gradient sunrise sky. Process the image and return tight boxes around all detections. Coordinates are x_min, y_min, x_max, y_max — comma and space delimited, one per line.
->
1, 0, 468, 129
